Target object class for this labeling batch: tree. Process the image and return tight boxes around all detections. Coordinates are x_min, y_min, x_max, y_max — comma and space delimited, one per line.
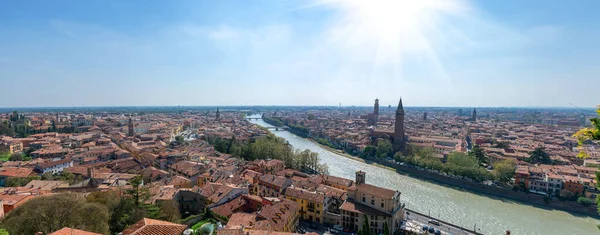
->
0, 122, 15, 137
8, 153, 23, 161
559, 189, 575, 199
469, 145, 488, 165
0, 193, 109, 235
175, 135, 185, 145
447, 152, 478, 168
51, 120, 57, 132
307, 114, 316, 120
360, 145, 376, 159
383, 221, 390, 235
376, 139, 393, 158
129, 175, 149, 206
159, 201, 181, 222
493, 140, 509, 149
528, 147, 551, 164
359, 215, 371, 235
493, 159, 516, 183
577, 197, 594, 206
86, 190, 145, 234
5, 176, 40, 187
573, 106, 600, 158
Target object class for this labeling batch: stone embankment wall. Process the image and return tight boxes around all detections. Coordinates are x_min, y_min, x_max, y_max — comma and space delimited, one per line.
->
368, 157, 600, 218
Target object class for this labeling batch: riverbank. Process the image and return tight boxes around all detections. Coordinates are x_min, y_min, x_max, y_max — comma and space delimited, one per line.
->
369, 156, 600, 218
249, 116, 600, 234
306, 138, 397, 172
272, 123, 600, 218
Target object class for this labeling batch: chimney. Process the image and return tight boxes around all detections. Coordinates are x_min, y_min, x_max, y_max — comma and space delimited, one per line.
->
87, 167, 95, 178
355, 171, 366, 185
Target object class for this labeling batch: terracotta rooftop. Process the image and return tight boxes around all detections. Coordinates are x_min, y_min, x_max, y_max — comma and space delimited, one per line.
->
259, 174, 292, 189
49, 227, 102, 235
121, 218, 187, 235
211, 194, 248, 217
355, 183, 398, 200
284, 187, 324, 203
339, 198, 390, 217
0, 167, 34, 178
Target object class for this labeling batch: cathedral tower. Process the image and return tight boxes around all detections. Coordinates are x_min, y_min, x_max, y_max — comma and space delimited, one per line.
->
127, 116, 134, 137
393, 98, 405, 152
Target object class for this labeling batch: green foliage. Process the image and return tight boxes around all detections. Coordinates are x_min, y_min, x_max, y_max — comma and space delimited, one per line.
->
5, 176, 40, 187
262, 117, 284, 126
41, 171, 81, 184
383, 221, 390, 235
129, 175, 150, 206
493, 159, 516, 183
0, 152, 10, 162
395, 145, 493, 182
527, 147, 552, 164
307, 113, 316, 120
577, 197, 594, 206
376, 139, 393, 158
469, 145, 488, 165
175, 135, 185, 145
158, 201, 181, 222
315, 137, 335, 148
447, 152, 479, 168
0, 228, 8, 235
8, 153, 23, 161
287, 124, 310, 138
0, 193, 109, 235
191, 219, 217, 231
0, 122, 15, 137
359, 215, 371, 235
493, 140, 509, 149
211, 135, 327, 173
206, 136, 243, 156
360, 145, 376, 158
574, 106, 600, 158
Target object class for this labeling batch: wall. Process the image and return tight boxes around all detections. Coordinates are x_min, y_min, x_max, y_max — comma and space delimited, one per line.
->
368, 157, 600, 218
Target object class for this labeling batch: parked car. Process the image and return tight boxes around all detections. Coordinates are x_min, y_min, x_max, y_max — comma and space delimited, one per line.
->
428, 219, 441, 226
428, 227, 435, 234
343, 228, 352, 233
422, 225, 428, 231
434, 229, 441, 235
333, 225, 343, 231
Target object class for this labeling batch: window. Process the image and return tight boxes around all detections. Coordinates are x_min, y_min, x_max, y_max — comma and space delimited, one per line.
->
381, 202, 384, 208
362, 197, 365, 203
371, 199, 375, 205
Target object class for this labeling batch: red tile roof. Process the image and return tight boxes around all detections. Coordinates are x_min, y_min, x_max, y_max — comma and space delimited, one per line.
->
49, 227, 102, 235
0, 167, 34, 178
121, 218, 187, 235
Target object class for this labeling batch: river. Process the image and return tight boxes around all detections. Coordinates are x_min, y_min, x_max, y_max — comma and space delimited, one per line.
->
247, 115, 600, 235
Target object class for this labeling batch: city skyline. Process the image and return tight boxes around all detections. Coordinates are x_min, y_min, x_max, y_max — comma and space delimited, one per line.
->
1, 0, 600, 107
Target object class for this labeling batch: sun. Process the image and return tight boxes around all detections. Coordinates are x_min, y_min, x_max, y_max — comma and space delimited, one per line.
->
304, 0, 470, 81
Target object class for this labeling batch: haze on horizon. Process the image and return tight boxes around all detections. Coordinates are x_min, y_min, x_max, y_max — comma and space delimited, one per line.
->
1, 0, 599, 108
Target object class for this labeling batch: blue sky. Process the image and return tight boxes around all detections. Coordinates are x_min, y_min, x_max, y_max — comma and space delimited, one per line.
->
1, 0, 599, 107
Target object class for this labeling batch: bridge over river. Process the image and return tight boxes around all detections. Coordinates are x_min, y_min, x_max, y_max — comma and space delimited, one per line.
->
246, 114, 600, 235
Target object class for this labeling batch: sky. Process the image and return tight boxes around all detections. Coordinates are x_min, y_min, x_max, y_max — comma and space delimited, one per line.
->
1, 0, 599, 108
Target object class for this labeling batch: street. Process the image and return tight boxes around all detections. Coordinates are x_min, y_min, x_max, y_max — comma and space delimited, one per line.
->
404, 210, 481, 235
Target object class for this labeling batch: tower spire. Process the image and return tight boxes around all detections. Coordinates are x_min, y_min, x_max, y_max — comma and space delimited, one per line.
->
397, 97, 403, 111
